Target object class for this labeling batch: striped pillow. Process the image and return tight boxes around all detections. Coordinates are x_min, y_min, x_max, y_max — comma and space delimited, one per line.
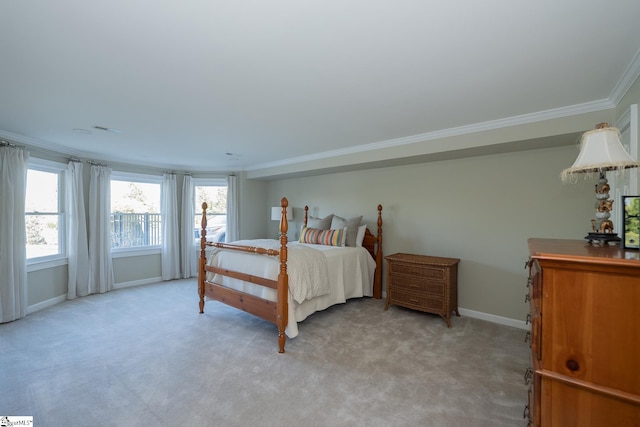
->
299, 227, 346, 246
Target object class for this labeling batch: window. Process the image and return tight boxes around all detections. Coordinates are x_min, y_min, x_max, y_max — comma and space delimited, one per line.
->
25, 162, 65, 262
194, 182, 227, 243
111, 175, 161, 250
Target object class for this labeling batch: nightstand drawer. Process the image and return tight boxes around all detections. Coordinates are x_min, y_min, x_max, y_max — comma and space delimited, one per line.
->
389, 263, 446, 281
389, 273, 445, 296
390, 289, 445, 312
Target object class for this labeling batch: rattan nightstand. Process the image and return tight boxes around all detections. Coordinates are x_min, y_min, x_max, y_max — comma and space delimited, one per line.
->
384, 253, 460, 327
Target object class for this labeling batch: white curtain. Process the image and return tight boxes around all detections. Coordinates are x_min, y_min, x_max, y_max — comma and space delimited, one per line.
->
0, 145, 29, 323
226, 174, 239, 242
180, 174, 196, 278
66, 161, 90, 299
88, 165, 114, 294
161, 173, 180, 280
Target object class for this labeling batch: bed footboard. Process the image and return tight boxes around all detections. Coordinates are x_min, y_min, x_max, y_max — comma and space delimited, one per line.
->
198, 197, 290, 353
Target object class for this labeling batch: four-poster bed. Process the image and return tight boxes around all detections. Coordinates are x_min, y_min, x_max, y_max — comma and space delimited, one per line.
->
198, 197, 383, 353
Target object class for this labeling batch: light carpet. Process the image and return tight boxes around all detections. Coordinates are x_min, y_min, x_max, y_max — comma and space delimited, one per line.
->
0, 279, 529, 426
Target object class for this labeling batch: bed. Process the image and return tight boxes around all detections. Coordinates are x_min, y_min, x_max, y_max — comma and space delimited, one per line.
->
198, 197, 383, 353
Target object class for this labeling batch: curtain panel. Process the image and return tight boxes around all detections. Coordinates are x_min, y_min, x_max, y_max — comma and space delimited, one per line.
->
226, 174, 239, 242
0, 146, 29, 323
161, 173, 180, 280
88, 165, 114, 294
180, 174, 196, 278
66, 161, 90, 299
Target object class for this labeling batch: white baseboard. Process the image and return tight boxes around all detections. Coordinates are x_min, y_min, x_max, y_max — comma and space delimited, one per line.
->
458, 308, 528, 330
27, 294, 67, 315
382, 291, 528, 330
113, 277, 162, 290
382, 291, 531, 331
27, 277, 163, 315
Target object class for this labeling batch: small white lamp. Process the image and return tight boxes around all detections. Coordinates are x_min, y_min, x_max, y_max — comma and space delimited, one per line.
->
561, 123, 640, 244
271, 206, 293, 238
271, 206, 293, 222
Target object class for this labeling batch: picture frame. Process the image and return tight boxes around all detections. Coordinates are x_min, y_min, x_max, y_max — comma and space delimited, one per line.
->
622, 195, 640, 249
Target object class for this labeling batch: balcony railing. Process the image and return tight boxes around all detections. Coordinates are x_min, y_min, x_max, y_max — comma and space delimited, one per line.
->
111, 212, 161, 248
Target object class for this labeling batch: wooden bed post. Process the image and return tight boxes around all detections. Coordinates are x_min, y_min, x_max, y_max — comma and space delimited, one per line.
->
198, 202, 208, 314
277, 197, 289, 353
373, 204, 383, 299
303, 205, 309, 227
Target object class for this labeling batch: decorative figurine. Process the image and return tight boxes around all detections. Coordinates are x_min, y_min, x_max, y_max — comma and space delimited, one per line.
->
586, 174, 621, 245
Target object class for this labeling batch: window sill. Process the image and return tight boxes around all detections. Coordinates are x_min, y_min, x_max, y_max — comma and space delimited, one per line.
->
27, 257, 68, 272
111, 247, 161, 258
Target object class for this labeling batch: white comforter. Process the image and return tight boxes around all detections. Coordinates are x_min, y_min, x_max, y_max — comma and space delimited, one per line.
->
207, 239, 330, 304
206, 239, 376, 338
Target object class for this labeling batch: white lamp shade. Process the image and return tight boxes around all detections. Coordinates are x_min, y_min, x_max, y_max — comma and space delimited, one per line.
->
271, 206, 292, 221
561, 127, 640, 180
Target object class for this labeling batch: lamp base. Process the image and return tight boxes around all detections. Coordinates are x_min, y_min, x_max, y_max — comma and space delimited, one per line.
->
585, 232, 621, 245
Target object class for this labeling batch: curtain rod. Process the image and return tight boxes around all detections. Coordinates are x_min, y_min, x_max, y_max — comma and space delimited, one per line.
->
163, 171, 193, 176
0, 140, 26, 149
87, 160, 107, 167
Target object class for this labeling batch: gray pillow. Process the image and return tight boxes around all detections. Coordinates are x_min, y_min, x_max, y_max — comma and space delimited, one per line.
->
331, 215, 363, 247
307, 214, 333, 230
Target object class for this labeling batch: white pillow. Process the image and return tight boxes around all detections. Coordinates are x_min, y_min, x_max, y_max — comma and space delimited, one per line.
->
355, 225, 367, 247
339, 227, 348, 246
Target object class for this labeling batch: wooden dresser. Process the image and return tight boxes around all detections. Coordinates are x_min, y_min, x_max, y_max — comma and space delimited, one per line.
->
526, 238, 640, 426
384, 253, 460, 327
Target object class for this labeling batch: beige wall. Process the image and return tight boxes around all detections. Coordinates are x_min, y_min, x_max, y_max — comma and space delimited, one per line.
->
237, 172, 269, 240
27, 264, 67, 306
266, 143, 595, 322
113, 254, 162, 284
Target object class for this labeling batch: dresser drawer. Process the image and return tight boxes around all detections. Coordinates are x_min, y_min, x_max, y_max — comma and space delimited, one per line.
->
389, 273, 445, 296
390, 289, 445, 312
389, 262, 446, 280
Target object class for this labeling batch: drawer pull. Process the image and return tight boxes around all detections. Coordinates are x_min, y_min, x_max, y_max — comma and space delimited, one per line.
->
526, 313, 531, 325
524, 331, 531, 343
409, 298, 420, 303
524, 368, 533, 385
566, 359, 580, 372
523, 404, 530, 419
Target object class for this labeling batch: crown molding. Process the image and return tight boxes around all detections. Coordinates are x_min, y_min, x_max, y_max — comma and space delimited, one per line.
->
0, 128, 236, 174
0, 129, 88, 158
246, 98, 615, 171
610, 47, 640, 105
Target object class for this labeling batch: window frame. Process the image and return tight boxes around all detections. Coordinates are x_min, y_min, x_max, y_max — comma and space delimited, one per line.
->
25, 158, 67, 272
110, 171, 163, 257
193, 178, 228, 245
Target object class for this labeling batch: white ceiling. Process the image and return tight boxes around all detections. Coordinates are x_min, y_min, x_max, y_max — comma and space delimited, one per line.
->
1, 1, 640, 173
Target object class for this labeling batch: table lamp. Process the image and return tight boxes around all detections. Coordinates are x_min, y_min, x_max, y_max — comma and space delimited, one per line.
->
271, 206, 293, 238
561, 122, 640, 244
